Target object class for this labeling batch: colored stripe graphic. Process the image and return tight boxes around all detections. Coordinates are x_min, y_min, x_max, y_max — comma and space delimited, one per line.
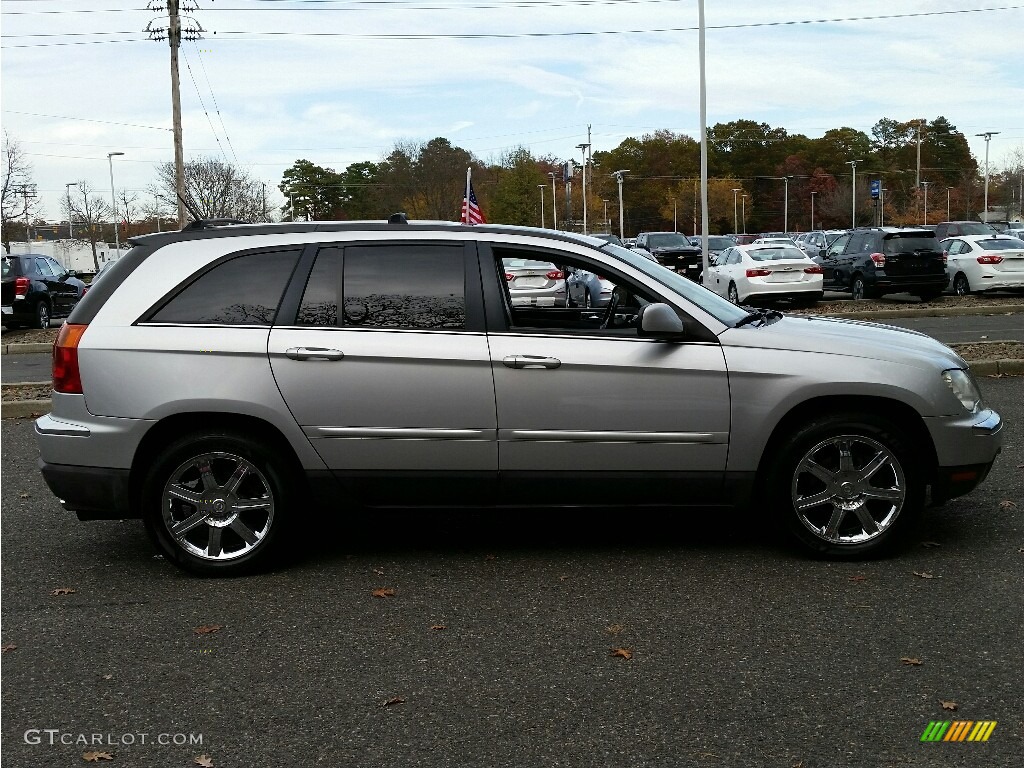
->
921, 721, 996, 742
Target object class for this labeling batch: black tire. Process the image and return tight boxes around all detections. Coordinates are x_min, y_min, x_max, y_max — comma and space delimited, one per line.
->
766, 412, 924, 559
728, 282, 740, 304
142, 430, 296, 576
583, 289, 592, 309
33, 300, 51, 329
953, 273, 971, 296
850, 275, 874, 301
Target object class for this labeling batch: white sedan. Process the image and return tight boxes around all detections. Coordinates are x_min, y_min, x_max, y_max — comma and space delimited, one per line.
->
704, 243, 824, 305
941, 235, 1024, 295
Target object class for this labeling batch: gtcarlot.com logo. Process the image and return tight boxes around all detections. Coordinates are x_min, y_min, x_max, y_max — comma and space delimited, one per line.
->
24, 729, 203, 747
921, 721, 997, 742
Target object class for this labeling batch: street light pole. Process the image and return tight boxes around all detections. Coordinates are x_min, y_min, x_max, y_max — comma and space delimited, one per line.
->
577, 143, 590, 234
810, 191, 816, 231
741, 194, 747, 233
976, 131, 999, 223
537, 184, 546, 228
946, 186, 954, 220
65, 182, 78, 239
107, 151, 125, 257
731, 188, 740, 234
672, 198, 677, 232
846, 160, 860, 228
612, 170, 629, 242
921, 181, 931, 225
881, 189, 888, 226
783, 177, 790, 233
603, 199, 609, 230
548, 172, 558, 230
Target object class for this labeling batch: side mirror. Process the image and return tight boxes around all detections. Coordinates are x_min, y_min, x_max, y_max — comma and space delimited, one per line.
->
637, 303, 685, 339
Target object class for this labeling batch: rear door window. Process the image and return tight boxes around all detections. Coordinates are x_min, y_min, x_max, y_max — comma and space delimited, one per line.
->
147, 249, 302, 325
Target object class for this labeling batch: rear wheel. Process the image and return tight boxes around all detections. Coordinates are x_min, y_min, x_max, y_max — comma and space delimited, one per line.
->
767, 413, 924, 559
728, 282, 740, 304
850, 275, 874, 301
953, 273, 971, 296
142, 430, 296, 576
33, 300, 51, 329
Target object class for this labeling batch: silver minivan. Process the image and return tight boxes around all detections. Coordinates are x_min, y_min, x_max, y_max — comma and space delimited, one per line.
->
36, 218, 1003, 575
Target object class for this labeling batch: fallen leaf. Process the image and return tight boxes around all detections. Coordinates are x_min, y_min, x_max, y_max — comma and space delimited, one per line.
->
849, 574, 867, 582
912, 571, 935, 579
558, 575, 569, 581
2, 644, 17, 653
610, 648, 633, 660
51, 587, 77, 596
373, 568, 385, 576
371, 588, 395, 598
998, 500, 1018, 510
380, 696, 406, 707
900, 657, 923, 666
193, 624, 223, 635
430, 624, 446, 631
194, 756, 214, 768
101, 674, 113, 680
82, 752, 114, 762
485, 554, 497, 561
19, 492, 30, 498
980, 335, 988, 339
940, 700, 958, 711
921, 541, 942, 548
606, 623, 625, 635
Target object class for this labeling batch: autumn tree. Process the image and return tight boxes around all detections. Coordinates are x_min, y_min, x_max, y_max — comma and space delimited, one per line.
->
376, 138, 477, 220
61, 180, 114, 271
153, 156, 266, 223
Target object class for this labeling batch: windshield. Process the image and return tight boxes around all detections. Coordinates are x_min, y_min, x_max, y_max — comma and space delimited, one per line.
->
955, 222, 999, 235
604, 244, 750, 325
647, 234, 693, 249
977, 238, 1024, 250
707, 237, 736, 250
749, 246, 808, 261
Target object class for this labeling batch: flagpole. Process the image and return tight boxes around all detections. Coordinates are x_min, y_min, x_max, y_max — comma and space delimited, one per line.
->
464, 167, 472, 224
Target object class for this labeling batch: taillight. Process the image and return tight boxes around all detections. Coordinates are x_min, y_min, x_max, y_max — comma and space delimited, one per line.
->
53, 323, 88, 394
746, 268, 771, 278
803, 265, 823, 274
80, 286, 89, 297
504, 273, 514, 281
14, 276, 30, 296
870, 252, 886, 267
977, 254, 1003, 264
545, 270, 565, 280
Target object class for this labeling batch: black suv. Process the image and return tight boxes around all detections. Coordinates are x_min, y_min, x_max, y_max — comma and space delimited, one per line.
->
632, 232, 703, 280
819, 227, 947, 300
1, 253, 87, 329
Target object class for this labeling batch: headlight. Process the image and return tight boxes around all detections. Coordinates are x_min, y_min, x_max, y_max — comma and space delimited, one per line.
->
942, 369, 982, 412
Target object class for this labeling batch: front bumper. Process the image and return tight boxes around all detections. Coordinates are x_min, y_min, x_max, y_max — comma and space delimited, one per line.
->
924, 408, 1003, 501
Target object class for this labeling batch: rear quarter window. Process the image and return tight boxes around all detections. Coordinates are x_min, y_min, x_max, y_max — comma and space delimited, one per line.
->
147, 249, 301, 325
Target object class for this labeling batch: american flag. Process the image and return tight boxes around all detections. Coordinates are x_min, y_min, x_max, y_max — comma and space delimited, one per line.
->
461, 182, 486, 225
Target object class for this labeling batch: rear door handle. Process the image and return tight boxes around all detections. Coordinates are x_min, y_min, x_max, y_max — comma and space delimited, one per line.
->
502, 355, 561, 369
285, 347, 344, 361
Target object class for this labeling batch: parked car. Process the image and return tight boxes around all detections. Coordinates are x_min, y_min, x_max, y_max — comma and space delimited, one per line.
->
591, 233, 624, 247
633, 231, 703, 280
704, 243, 823, 306
566, 266, 614, 307
941, 235, 1024, 295
752, 236, 800, 248
733, 234, 759, 246
819, 227, 947, 300
36, 216, 1003, 575
932, 221, 999, 241
1, 253, 87, 329
800, 229, 847, 261
688, 235, 737, 262
503, 257, 567, 306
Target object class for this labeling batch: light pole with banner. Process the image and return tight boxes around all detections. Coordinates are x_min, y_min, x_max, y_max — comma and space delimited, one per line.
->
107, 151, 125, 257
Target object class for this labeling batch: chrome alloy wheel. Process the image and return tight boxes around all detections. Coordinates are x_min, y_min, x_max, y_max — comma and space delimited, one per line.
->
790, 434, 906, 546
161, 451, 275, 561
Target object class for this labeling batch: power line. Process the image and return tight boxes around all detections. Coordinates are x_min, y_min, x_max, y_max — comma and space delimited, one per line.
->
2, 110, 172, 131
191, 39, 240, 164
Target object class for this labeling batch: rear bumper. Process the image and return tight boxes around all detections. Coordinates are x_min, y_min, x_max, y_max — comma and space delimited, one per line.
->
38, 459, 136, 519
872, 272, 948, 293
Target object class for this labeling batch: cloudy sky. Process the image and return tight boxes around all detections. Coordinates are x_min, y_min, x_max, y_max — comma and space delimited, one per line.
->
2, 0, 1022, 220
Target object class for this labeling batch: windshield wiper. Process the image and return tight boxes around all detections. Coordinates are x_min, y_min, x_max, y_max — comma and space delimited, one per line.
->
733, 307, 784, 328
733, 310, 765, 328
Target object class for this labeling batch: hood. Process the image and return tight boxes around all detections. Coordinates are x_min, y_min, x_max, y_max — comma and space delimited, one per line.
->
721, 314, 967, 371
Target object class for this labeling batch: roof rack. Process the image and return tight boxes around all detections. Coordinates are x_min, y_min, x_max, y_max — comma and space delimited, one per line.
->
180, 218, 250, 231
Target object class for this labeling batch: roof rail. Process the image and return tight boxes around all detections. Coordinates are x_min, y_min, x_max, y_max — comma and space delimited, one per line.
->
180, 218, 250, 231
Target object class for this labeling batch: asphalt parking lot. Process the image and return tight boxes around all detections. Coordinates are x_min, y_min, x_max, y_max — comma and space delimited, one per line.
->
1, 375, 1021, 767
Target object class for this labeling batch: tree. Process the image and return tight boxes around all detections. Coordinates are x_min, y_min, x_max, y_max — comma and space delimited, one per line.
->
278, 159, 345, 220
62, 181, 114, 271
488, 147, 546, 226
153, 156, 266, 223
376, 138, 477, 220
336, 161, 382, 219
2, 132, 42, 252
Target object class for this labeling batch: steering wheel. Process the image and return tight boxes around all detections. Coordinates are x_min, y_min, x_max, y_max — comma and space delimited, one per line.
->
600, 286, 625, 329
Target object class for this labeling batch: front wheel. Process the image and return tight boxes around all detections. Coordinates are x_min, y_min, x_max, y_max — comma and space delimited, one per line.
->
728, 283, 740, 304
142, 431, 296, 576
953, 273, 971, 296
767, 413, 924, 559
850, 276, 873, 301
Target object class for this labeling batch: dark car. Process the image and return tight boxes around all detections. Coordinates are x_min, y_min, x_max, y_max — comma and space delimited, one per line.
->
819, 227, 947, 300
2, 253, 87, 329
933, 221, 999, 241
632, 231, 703, 280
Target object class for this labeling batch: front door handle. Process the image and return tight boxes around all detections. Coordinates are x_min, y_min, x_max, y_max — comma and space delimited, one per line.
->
285, 347, 344, 361
502, 355, 561, 369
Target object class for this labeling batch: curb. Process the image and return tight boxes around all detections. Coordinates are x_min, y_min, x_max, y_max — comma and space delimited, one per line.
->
2, 342, 52, 355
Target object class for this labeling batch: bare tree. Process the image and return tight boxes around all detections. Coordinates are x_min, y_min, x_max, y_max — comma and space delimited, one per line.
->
151, 156, 265, 223
117, 189, 142, 236
62, 180, 114, 271
2, 132, 43, 252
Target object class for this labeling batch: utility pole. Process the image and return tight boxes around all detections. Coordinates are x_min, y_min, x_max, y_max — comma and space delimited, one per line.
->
16, 184, 37, 247
916, 120, 923, 188
976, 131, 1000, 223
147, 1, 204, 229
